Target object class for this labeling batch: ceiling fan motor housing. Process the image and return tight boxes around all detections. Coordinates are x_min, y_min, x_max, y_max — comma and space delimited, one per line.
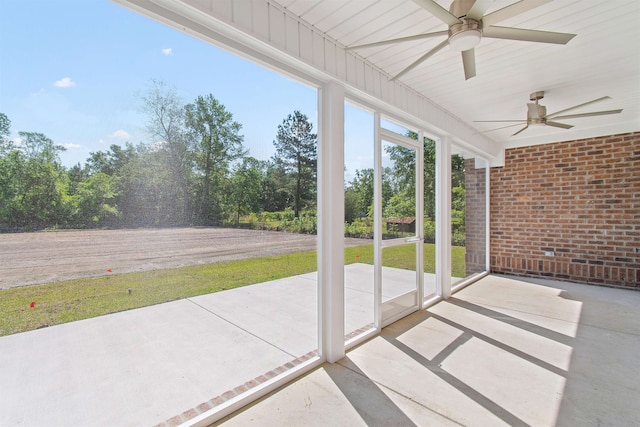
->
528, 103, 547, 125
448, 0, 483, 51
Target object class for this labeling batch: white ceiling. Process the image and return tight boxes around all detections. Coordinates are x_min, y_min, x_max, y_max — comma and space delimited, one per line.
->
274, 0, 640, 148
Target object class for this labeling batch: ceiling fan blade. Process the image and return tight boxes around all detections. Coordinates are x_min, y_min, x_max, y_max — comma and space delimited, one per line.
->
546, 121, 573, 129
391, 39, 449, 81
473, 120, 527, 123
546, 96, 612, 119
483, 0, 552, 26
474, 123, 527, 134
462, 49, 476, 80
467, 0, 493, 20
347, 31, 448, 50
483, 26, 576, 44
512, 125, 529, 136
413, 0, 461, 26
552, 109, 623, 120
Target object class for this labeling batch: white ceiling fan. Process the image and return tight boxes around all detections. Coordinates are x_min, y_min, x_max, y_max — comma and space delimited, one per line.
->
474, 91, 624, 136
347, 0, 576, 80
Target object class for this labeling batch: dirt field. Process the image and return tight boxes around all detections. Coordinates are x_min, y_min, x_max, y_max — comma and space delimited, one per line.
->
0, 228, 369, 289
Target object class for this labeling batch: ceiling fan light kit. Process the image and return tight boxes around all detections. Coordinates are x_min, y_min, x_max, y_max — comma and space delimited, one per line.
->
448, 19, 482, 51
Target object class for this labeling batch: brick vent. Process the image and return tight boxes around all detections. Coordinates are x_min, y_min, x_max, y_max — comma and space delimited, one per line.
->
490, 132, 639, 287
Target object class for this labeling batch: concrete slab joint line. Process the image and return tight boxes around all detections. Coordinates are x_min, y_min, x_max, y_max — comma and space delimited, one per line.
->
186, 298, 298, 359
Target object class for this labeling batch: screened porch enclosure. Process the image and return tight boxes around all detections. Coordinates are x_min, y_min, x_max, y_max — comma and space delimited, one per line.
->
1, 0, 636, 426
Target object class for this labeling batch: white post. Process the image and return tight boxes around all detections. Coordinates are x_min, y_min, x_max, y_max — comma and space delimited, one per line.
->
416, 131, 425, 305
485, 160, 491, 272
373, 112, 382, 330
317, 80, 345, 363
436, 136, 452, 299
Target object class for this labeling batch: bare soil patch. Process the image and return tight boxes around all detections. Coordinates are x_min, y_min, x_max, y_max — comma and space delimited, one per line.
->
0, 228, 369, 289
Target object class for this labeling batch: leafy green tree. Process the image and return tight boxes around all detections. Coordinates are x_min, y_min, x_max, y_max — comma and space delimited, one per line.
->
0, 113, 15, 226
0, 113, 12, 155
424, 140, 437, 219
0, 131, 70, 228
344, 187, 359, 223
345, 167, 394, 219
115, 144, 188, 227
227, 157, 263, 224
383, 193, 415, 219
386, 144, 416, 194
185, 94, 245, 224
66, 162, 90, 194
74, 172, 119, 226
86, 143, 137, 176
272, 110, 317, 218
451, 154, 465, 189
385, 135, 428, 218
396, 132, 464, 221
346, 168, 374, 220
383, 142, 416, 221
18, 131, 64, 163
260, 160, 291, 212
83, 143, 138, 227
142, 80, 193, 224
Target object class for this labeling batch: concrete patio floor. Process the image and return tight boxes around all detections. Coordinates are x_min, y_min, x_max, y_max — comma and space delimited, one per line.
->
0, 263, 431, 427
215, 275, 640, 427
3, 271, 637, 426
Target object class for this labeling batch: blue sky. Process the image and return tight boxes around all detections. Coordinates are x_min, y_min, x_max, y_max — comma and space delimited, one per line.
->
1, 0, 378, 180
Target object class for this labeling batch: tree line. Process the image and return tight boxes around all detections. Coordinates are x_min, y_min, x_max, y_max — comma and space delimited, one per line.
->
0, 82, 317, 230
0, 81, 466, 239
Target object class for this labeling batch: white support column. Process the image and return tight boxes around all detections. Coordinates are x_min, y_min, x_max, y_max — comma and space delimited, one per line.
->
317, 80, 345, 363
373, 112, 382, 330
485, 161, 491, 272
436, 136, 452, 299
416, 131, 425, 305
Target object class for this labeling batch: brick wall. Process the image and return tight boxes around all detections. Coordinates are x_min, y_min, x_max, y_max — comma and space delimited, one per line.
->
490, 132, 639, 288
464, 158, 487, 275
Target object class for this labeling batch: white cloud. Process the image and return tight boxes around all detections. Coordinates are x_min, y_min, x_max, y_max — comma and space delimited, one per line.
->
112, 129, 130, 139
63, 143, 81, 149
162, 48, 173, 56
99, 138, 105, 144
54, 77, 76, 88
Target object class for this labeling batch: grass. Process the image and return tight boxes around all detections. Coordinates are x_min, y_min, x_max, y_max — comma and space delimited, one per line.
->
0, 243, 467, 336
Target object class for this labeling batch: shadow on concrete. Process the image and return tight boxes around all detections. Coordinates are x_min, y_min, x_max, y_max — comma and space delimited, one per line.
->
380, 310, 530, 427
324, 360, 418, 427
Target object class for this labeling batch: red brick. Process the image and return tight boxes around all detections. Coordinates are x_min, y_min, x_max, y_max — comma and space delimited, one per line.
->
210, 396, 225, 406
490, 132, 639, 288
196, 401, 213, 413
182, 408, 198, 420
166, 415, 184, 427
221, 390, 237, 401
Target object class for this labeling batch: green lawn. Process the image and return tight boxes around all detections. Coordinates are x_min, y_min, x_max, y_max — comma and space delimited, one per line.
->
0, 243, 466, 336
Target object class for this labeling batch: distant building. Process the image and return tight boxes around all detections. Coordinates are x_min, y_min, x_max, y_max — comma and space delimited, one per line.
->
385, 217, 415, 233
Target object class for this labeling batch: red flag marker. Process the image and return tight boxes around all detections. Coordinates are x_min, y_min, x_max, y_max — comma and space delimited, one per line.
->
107, 269, 113, 273
30, 301, 36, 309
